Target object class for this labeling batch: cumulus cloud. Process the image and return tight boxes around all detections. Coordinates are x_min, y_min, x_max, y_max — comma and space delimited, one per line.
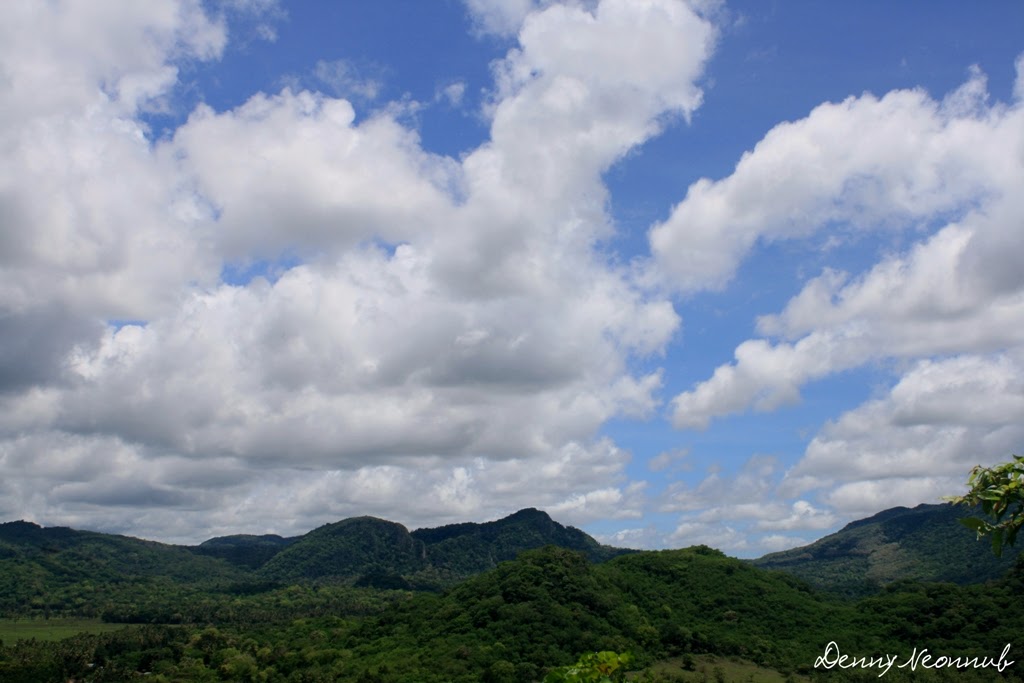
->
667, 68, 1024, 430
650, 67, 1010, 293
668, 520, 748, 552
0, 0, 715, 541
0, 0, 225, 392
654, 455, 836, 554
594, 525, 663, 549
659, 62, 1024, 539
780, 353, 1024, 512
172, 91, 458, 262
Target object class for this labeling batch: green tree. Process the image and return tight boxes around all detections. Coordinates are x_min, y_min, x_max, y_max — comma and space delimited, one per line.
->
543, 651, 631, 683
949, 455, 1024, 556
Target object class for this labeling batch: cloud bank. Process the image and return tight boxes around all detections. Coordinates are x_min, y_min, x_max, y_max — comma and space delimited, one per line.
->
0, 0, 712, 542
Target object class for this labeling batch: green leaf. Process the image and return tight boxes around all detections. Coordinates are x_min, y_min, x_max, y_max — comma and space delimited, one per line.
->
959, 517, 988, 533
991, 528, 1004, 557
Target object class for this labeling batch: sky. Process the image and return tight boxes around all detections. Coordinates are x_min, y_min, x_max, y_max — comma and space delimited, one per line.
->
1, 0, 1023, 557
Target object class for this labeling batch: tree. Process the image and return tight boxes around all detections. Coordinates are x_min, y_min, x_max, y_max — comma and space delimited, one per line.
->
543, 651, 632, 683
949, 455, 1024, 556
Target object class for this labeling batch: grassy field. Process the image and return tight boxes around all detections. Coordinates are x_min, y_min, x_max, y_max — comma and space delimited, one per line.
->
0, 618, 129, 643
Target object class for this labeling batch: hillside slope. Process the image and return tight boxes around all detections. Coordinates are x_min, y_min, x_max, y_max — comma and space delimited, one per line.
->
256, 508, 627, 586
192, 533, 297, 569
752, 503, 1020, 595
0, 520, 246, 616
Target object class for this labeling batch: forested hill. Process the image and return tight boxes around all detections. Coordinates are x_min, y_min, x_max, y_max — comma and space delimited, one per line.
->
0, 519, 248, 616
10, 543, 1021, 681
0, 520, 246, 584
0, 509, 628, 600
752, 502, 1021, 595
255, 508, 630, 586
192, 533, 297, 569
5, 503, 1017, 605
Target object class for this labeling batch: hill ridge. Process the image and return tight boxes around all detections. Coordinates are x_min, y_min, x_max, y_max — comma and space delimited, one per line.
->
752, 502, 1020, 595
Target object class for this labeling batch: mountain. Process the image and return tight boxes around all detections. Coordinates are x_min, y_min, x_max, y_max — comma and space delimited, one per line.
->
752, 502, 1021, 595
258, 516, 428, 582
255, 508, 628, 586
0, 508, 626, 607
0, 520, 248, 616
5, 501, 1014, 619
319, 543, 1024, 680
412, 506, 625, 569
193, 533, 297, 569
0, 520, 245, 583
6, 540, 1024, 682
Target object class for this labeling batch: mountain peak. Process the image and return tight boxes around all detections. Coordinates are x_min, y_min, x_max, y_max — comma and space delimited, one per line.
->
499, 508, 552, 523
752, 502, 1020, 596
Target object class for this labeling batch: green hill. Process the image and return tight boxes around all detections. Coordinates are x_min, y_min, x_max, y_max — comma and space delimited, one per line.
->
0, 509, 626, 616
0, 520, 246, 617
316, 544, 1021, 681
257, 516, 427, 582
255, 508, 627, 587
329, 545, 847, 680
193, 534, 296, 569
414, 507, 627, 572
752, 503, 1021, 595
3, 525, 1023, 681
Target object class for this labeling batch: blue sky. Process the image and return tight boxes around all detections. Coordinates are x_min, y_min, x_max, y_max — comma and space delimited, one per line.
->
1, 0, 1023, 556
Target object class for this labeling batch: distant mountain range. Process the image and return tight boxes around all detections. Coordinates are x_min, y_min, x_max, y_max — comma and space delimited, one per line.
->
0, 508, 627, 610
751, 502, 1021, 595
243, 507, 627, 588
1, 502, 1018, 614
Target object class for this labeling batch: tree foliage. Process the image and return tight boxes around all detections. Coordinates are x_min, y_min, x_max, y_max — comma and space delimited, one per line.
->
950, 455, 1024, 556
542, 651, 631, 682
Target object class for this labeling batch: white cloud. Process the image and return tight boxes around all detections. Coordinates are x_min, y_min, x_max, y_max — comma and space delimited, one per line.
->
652, 455, 847, 555
463, 0, 542, 37
757, 534, 807, 553
756, 500, 836, 532
0, 0, 227, 395
0, 433, 640, 542
313, 59, 383, 101
172, 90, 458, 262
824, 479, 959, 518
668, 520, 747, 551
594, 525, 663, 549
439, 81, 468, 107
667, 68, 1024, 430
658, 63, 1024, 547
648, 447, 690, 472
0, 0, 716, 541
780, 353, 1024, 512
650, 68, 1010, 293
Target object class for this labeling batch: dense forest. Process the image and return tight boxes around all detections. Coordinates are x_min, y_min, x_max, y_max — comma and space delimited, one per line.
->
752, 503, 1021, 596
0, 506, 1021, 682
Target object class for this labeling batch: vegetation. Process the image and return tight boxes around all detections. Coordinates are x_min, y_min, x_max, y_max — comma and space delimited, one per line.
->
1, 506, 1022, 681
3, 543, 1022, 681
950, 455, 1024, 557
193, 534, 297, 570
543, 650, 631, 682
254, 508, 627, 588
751, 503, 1021, 596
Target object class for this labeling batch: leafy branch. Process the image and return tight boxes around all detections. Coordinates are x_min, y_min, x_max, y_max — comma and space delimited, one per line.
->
948, 455, 1024, 556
